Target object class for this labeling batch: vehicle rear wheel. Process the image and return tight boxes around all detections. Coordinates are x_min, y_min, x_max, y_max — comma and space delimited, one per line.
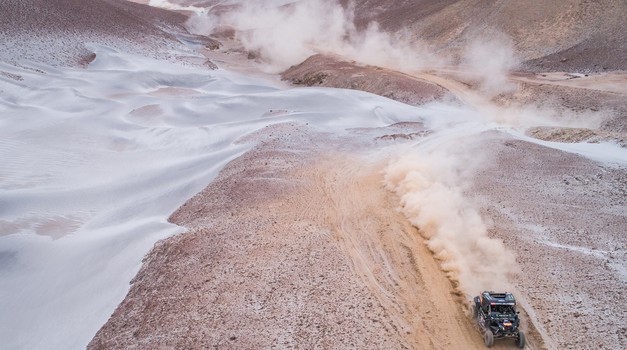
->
516, 331, 526, 348
472, 304, 478, 318
484, 331, 494, 347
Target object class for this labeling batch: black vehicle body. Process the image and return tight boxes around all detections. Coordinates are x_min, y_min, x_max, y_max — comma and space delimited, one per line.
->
473, 291, 525, 348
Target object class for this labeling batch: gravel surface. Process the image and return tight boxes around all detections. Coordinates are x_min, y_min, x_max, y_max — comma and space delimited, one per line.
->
89, 123, 517, 350
471, 135, 627, 350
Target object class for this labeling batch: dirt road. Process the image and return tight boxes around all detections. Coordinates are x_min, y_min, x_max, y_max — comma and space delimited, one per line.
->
300, 154, 489, 349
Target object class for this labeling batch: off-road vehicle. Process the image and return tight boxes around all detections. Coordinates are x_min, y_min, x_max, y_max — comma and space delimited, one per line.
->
472, 291, 525, 348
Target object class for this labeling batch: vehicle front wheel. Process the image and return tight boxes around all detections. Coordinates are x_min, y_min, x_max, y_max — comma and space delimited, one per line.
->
484, 331, 494, 347
516, 331, 526, 348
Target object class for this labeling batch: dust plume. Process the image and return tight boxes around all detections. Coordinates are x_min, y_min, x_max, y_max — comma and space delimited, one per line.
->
461, 32, 520, 97
383, 146, 519, 297
181, 0, 534, 102
186, 11, 216, 35
185, 0, 435, 72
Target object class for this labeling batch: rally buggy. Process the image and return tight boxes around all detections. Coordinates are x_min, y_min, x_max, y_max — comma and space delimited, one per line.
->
472, 291, 526, 348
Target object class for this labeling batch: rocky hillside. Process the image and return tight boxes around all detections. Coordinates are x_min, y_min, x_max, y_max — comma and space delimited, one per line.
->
345, 0, 627, 72
0, 0, 196, 66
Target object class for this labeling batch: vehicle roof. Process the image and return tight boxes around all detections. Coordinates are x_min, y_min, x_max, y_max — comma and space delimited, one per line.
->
481, 291, 516, 305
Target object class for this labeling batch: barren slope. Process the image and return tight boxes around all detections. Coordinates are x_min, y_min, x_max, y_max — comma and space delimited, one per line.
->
89, 122, 539, 349
471, 135, 627, 350
346, 0, 627, 72
3, 1, 622, 349
0, 0, 218, 67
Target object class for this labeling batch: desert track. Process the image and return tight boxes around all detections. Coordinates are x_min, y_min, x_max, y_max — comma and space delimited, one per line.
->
301, 154, 531, 349
304, 155, 478, 349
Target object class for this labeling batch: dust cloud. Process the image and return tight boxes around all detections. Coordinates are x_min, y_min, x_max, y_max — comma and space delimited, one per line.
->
383, 148, 520, 297
186, 0, 436, 72
461, 33, 520, 97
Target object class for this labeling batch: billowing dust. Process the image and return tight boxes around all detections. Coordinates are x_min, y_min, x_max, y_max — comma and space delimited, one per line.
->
384, 151, 519, 297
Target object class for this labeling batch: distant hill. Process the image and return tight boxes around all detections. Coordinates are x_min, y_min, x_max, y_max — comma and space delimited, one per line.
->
0, 0, 190, 66
346, 0, 627, 72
